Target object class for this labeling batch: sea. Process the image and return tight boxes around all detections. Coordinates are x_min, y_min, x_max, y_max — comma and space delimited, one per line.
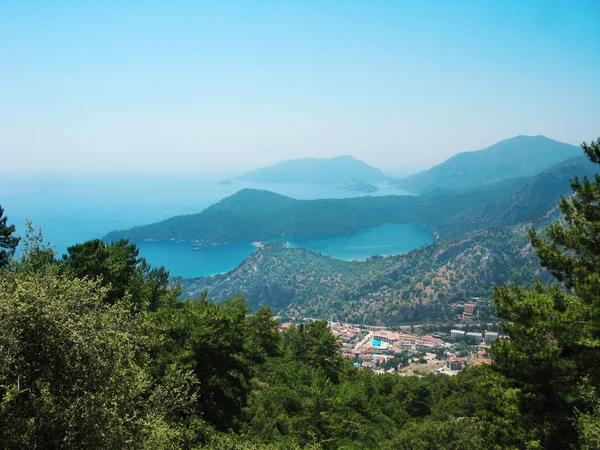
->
0, 173, 433, 278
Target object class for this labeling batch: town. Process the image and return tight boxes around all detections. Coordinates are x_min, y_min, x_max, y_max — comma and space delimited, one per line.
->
279, 301, 503, 376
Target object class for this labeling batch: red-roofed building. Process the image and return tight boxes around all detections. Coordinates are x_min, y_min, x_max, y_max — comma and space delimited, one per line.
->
477, 349, 491, 359
447, 356, 463, 371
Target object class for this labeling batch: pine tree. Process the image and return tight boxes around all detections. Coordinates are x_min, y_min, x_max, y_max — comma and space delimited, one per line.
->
491, 137, 600, 449
530, 137, 600, 341
0, 205, 19, 268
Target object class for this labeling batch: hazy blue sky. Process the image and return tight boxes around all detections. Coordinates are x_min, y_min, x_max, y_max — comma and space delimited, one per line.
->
1, 0, 599, 175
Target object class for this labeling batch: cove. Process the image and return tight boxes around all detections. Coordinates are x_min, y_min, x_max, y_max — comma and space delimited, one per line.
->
136, 223, 434, 278
284, 223, 434, 261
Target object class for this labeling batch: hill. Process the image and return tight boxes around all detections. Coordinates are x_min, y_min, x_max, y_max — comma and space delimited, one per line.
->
105, 156, 596, 247
176, 221, 555, 325
395, 135, 580, 193
236, 155, 391, 184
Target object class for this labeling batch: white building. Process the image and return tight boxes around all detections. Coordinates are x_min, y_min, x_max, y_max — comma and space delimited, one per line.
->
450, 329, 465, 340
466, 331, 483, 342
484, 331, 499, 343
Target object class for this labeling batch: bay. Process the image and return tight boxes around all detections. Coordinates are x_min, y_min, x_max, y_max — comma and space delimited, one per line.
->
136, 223, 433, 278
285, 223, 434, 262
0, 173, 430, 278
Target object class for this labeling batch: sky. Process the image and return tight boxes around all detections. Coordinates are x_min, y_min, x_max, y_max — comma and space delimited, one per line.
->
1, 0, 599, 175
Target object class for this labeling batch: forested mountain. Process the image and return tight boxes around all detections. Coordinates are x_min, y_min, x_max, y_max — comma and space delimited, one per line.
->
104, 156, 596, 247
395, 135, 580, 193
236, 155, 391, 184
176, 216, 555, 325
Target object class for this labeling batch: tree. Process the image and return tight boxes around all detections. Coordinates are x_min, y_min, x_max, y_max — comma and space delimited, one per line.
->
0, 271, 198, 449
285, 321, 344, 381
18, 219, 56, 273
246, 305, 282, 363
0, 205, 19, 268
491, 137, 600, 449
63, 239, 140, 305
530, 137, 600, 340
150, 294, 253, 430
63, 238, 177, 311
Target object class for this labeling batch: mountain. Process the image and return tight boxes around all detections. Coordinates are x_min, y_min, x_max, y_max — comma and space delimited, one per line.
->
104, 156, 597, 247
104, 189, 419, 246
236, 155, 391, 184
103, 183, 518, 246
433, 155, 598, 235
395, 135, 581, 194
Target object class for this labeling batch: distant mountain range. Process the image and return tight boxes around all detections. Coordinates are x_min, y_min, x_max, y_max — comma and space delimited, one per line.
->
104, 155, 597, 248
236, 155, 391, 184
394, 135, 581, 194
102, 134, 600, 324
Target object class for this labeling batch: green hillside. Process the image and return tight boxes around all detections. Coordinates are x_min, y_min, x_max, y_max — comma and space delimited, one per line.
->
395, 135, 580, 193
236, 155, 391, 183
176, 220, 555, 325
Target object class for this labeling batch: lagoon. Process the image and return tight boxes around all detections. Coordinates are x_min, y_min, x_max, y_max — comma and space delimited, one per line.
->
137, 223, 433, 278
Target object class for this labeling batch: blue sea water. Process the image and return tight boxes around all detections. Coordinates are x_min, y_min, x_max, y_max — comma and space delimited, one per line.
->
286, 224, 433, 262
0, 173, 433, 278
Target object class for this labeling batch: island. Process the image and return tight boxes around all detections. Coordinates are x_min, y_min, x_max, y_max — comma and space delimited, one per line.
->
337, 177, 378, 193
236, 155, 392, 184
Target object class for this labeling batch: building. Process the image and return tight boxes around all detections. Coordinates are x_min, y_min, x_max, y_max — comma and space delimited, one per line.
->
450, 329, 465, 340
462, 303, 477, 321
484, 331, 499, 343
415, 334, 443, 350
372, 355, 387, 366
358, 354, 373, 363
477, 349, 491, 359
447, 356, 463, 371
466, 331, 483, 343
372, 330, 401, 344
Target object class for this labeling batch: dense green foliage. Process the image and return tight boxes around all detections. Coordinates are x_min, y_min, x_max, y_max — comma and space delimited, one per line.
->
62, 238, 173, 311
0, 271, 195, 449
0, 205, 19, 268
489, 136, 600, 449
0, 243, 532, 449
395, 135, 580, 193
1, 236, 510, 449
2, 137, 600, 448
105, 155, 594, 247
236, 154, 391, 184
